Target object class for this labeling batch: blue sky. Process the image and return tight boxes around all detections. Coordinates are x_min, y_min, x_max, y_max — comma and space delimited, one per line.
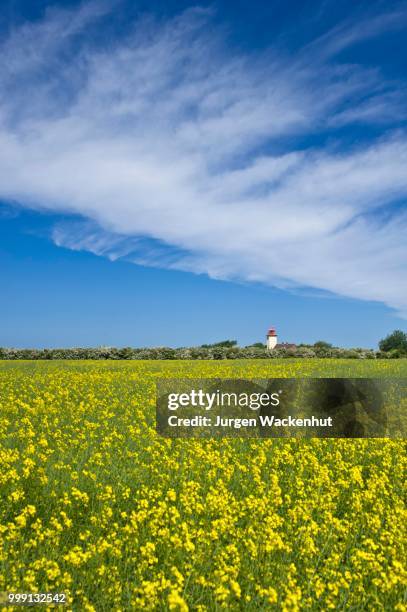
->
0, 0, 406, 349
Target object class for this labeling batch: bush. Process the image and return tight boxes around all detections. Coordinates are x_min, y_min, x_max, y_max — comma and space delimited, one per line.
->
313, 341, 333, 350
0, 341, 403, 360
338, 349, 360, 359
200, 340, 237, 348
387, 348, 403, 359
294, 347, 317, 358
379, 330, 407, 354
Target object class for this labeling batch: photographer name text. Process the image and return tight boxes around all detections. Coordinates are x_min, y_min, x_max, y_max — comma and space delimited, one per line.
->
168, 415, 333, 428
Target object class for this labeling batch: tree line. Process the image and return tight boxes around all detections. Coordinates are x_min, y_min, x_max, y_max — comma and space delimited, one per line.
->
0, 331, 405, 360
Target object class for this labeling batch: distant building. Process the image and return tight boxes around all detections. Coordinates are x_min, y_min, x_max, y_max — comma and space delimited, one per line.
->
266, 327, 296, 351
266, 327, 277, 350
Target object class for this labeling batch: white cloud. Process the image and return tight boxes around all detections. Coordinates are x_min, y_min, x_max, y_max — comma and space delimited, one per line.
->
0, 3, 406, 316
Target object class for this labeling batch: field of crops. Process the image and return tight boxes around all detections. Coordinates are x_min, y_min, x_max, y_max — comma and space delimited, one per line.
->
0, 359, 406, 611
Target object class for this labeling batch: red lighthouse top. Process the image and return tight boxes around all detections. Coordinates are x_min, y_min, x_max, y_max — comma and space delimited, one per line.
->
267, 327, 277, 336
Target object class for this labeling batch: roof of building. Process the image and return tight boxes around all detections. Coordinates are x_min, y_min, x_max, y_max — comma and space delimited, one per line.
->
276, 343, 297, 349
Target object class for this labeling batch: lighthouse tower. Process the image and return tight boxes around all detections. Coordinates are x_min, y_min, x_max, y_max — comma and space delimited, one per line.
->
266, 327, 278, 350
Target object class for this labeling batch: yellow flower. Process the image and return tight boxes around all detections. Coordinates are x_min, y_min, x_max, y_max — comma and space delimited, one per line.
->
168, 590, 189, 611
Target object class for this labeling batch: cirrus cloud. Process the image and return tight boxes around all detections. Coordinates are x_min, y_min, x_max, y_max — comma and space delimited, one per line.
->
0, 2, 407, 315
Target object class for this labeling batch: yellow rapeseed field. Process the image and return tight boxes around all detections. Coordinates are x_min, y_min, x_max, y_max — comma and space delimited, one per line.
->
0, 359, 406, 611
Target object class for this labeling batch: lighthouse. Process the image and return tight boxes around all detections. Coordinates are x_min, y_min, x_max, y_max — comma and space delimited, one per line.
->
266, 327, 278, 350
